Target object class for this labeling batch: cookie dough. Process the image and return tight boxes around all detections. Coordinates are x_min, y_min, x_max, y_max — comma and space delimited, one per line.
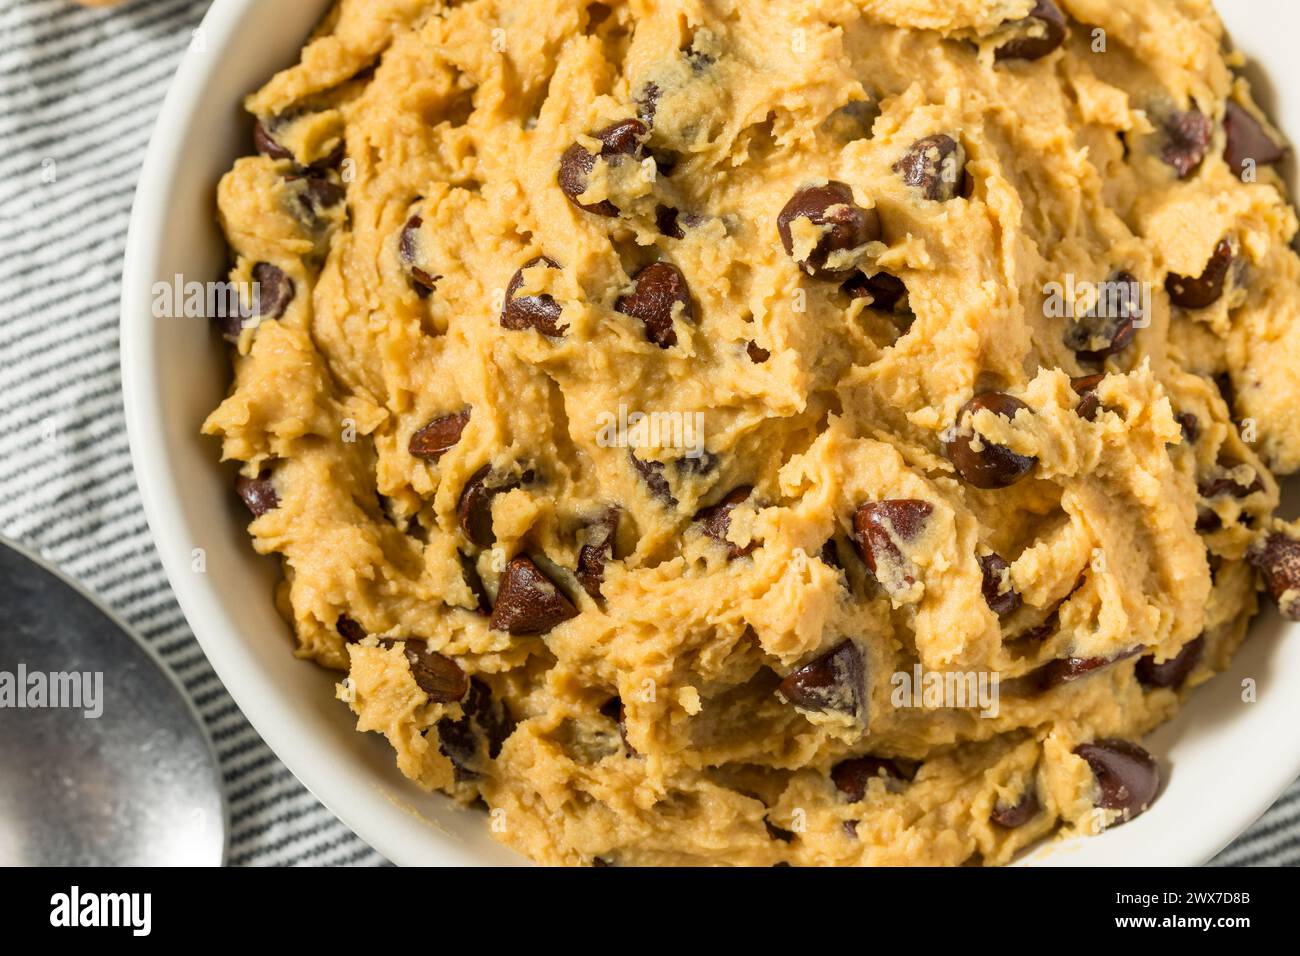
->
203, 0, 1300, 866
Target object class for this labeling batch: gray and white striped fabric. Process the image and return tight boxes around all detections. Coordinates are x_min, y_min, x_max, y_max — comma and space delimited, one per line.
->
0, 0, 1294, 867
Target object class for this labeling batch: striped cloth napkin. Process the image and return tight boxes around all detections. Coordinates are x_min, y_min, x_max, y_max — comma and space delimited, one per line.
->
0, 0, 1294, 867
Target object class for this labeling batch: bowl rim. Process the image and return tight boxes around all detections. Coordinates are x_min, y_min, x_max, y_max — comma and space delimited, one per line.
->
120, 0, 1300, 867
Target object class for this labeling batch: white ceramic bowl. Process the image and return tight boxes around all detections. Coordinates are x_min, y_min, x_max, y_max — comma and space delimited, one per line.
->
122, 0, 1300, 866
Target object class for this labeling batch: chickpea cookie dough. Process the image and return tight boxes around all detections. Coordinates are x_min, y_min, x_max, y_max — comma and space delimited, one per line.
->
203, 0, 1300, 866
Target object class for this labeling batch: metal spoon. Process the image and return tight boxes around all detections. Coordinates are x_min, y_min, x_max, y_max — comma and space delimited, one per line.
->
0, 537, 226, 865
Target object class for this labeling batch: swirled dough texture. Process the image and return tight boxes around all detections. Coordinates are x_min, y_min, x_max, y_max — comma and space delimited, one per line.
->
204, 0, 1299, 865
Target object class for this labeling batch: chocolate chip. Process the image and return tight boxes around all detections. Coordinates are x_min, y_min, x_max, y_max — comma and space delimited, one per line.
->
943, 392, 1037, 489
501, 256, 566, 336
305, 141, 346, 176
776, 639, 865, 717
995, 0, 1067, 61
655, 204, 684, 239
558, 118, 648, 215
409, 409, 470, 462
990, 790, 1040, 828
616, 261, 693, 348
235, 473, 278, 516
489, 555, 579, 635
1248, 531, 1300, 620
1160, 107, 1213, 179
636, 82, 661, 125
1073, 739, 1160, 823
630, 450, 676, 505
746, 340, 771, 363
1197, 462, 1263, 499
253, 118, 293, 160
1136, 635, 1204, 689
1064, 272, 1141, 363
1166, 238, 1233, 309
1036, 647, 1141, 690
399, 215, 439, 295
296, 175, 345, 212
599, 695, 632, 752
1224, 101, 1286, 176
402, 644, 469, 702
893, 135, 966, 202
458, 465, 523, 547
777, 181, 880, 280
843, 270, 908, 312
831, 757, 906, 801
245, 262, 295, 333
459, 552, 492, 614
853, 499, 933, 596
694, 486, 755, 559
1176, 412, 1200, 443
336, 614, 366, 643
437, 677, 515, 775
576, 509, 620, 600
979, 553, 1022, 617
1071, 373, 1105, 421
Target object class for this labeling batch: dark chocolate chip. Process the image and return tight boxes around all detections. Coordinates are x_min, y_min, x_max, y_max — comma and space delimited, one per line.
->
235, 473, 278, 516
893, 134, 966, 202
599, 695, 633, 752
1224, 100, 1286, 176
249, 261, 294, 327
558, 118, 647, 215
1136, 635, 1204, 689
637, 82, 661, 125
1197, 463, 1264, 499
1073, 738, 1160, 823
943, 392, 1037, 489
459, 552, 492, 614
489, 555, 579, 635
990, 790, 1040, 828
1248, 531, 1300, 620
457, 465, 523, 547
777, 181, 880, 280
994, 0, 1067, 62
409, 409, 470, 462
655, 204, 684, 239
576, 508, 620, 600
1166, 238, 1233, 309
843, 270, 908, 312
253, 118, 293, 160
747, 340, 771, 363
831, 756, 906, 801
1071, 373, 1105, 421
979, 552, 1023, 617
1175, 412, 1200, 444
437, 677, 515, 775
1064, 271, 1141, 363
296, 175, 345, 212
630, 450, 676, 506
853, 499, 933, 595
1036, 646, 1141, 690
1161, 108, 1213, 179
399, 215, 439, 295
616, 261, 693, 348
777, 639, 865, 717
336, 614, 366, 643
695, 486, 755, 559
402, 644, 469, 702
501, 256, 566, 336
